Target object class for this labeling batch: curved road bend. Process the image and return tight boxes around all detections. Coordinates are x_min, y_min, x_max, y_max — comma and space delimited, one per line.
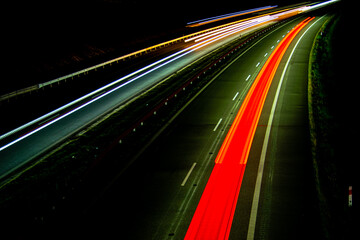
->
232, 15, 328, 240
63, 15, 329, 239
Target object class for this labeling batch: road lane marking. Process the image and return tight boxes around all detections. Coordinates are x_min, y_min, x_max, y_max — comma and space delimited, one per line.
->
246, 16, 323, 240
169, 18, 301, 237
232, 92, 239, 101
264, 53, 268, 57
181, 162, 197, 186
185, 18, 315, 239
256, 62, 260, 67
246, 74, 251, 81
213, 118, 223, 131
271, 45, 274, 49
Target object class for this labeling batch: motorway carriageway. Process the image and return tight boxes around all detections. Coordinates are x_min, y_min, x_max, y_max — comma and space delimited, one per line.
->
0, 5, 310, 179
75, 13, 330, 239
184, 17, 314, 240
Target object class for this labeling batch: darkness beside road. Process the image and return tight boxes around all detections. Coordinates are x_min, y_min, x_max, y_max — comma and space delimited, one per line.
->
310, 7, 358, 239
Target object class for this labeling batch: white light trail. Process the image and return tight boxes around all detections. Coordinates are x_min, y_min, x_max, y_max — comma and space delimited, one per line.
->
1, 15, 275, 152
2, 1, 331, 151
187, 5, 277, 26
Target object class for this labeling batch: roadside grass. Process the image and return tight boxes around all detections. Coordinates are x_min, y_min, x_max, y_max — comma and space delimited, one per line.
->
308, 13, 350, 239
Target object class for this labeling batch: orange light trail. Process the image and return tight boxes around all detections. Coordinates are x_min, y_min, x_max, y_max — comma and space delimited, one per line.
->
184, 17, 314, 240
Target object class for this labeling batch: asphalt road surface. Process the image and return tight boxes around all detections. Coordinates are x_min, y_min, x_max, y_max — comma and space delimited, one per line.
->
61, 14, 329, 239
231, 15, 327, 240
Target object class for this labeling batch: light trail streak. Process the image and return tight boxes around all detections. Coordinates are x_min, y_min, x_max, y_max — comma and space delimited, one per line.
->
0, 2, 332, 153
184, 17, 314, 240
0, 49, 194, 152
185, 22, 248, 43
0, 14, 277, 152
193, 22, 254, 42
0, 4, 311, 143
185, 16, 273, 43
246, 15, 323, 240
306, 0, 340, 11
194, 17, 272, 43
187, 6, 277, 27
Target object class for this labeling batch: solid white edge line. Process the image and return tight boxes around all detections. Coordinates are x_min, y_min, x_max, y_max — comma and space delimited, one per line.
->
246, 16, 325, 240
213, 118, 223, 132
181, 162, 197, 186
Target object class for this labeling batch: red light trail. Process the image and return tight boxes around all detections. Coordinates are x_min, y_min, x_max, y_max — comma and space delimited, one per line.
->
185, 17, 315, 240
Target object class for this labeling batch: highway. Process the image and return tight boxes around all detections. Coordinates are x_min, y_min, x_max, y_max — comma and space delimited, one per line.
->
57, 13, 331, 239
0, 1, 339, 239
0, 2, 331, 180
230, 15, 326, 239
